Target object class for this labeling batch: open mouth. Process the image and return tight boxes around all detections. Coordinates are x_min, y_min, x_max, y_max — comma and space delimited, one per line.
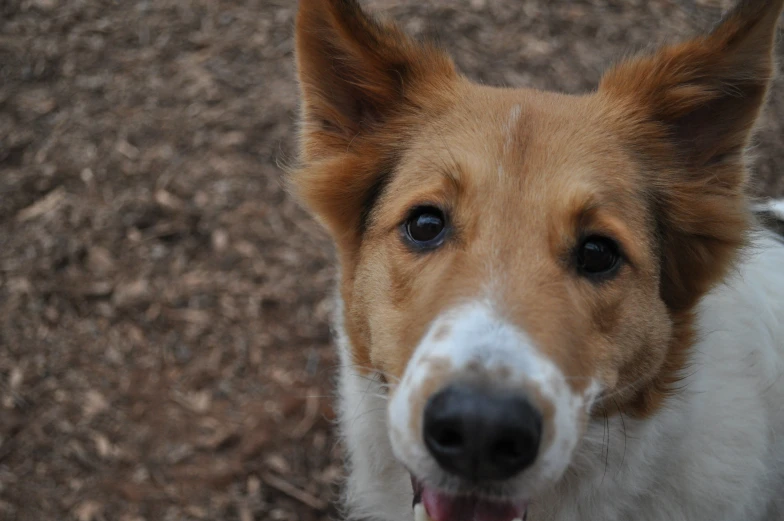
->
411, 477, 528, 521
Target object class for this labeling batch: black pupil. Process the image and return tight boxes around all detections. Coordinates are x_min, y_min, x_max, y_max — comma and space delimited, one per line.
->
408, 210, 444, 243
579, 238, 618, 273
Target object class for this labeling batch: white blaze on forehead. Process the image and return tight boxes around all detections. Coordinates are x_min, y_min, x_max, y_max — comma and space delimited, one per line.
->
503, 104, 522, 159
506, 104, 522, 133
388, 301, 599, 493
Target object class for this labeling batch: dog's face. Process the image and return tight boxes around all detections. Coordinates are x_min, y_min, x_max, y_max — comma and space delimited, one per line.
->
369, 87, 672, 499
347, 88, 674, 500
293, 0, 782, 519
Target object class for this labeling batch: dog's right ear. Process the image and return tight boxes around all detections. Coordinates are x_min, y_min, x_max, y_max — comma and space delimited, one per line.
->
295, 0, 455, 161
293, 0, 455, 251
600, 0, 784, 312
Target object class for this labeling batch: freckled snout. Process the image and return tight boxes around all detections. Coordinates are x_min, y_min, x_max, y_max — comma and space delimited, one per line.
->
423, 384, 543, 482
389, 302, 599, 499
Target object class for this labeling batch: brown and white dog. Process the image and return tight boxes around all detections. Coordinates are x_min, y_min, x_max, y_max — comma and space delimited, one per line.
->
291, 1, 784, 520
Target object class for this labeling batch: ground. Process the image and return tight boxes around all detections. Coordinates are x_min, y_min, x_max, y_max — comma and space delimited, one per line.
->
0, 1, 782, 520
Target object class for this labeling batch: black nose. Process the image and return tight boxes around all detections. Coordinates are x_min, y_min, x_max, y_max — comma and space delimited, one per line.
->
423, 384, 542, 482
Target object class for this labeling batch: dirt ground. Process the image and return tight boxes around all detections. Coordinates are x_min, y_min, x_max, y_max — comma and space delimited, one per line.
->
0, 1, 782, 520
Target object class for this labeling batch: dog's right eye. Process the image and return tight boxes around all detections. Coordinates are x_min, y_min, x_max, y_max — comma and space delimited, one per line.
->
403, 206, 447, 250
576, 235, 622, 279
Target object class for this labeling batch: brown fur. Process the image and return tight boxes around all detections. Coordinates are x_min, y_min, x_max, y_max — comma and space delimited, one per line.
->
292, 0, 784, 419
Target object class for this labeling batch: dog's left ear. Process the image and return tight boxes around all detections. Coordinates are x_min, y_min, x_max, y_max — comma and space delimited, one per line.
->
602, 0, 782, 170
600, 0, 783, 311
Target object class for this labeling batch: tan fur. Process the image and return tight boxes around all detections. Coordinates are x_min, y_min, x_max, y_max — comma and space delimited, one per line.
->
292, 0, 784, 428
407, 357, 453, 442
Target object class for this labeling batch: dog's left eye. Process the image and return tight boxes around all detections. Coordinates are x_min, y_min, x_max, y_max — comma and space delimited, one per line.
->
403, 206, 447, 249
576, 236, 621, 277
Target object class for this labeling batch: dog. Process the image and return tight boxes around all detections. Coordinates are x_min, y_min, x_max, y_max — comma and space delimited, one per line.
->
291, 0, 784, 519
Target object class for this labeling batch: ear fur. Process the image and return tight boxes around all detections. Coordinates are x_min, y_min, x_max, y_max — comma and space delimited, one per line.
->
600, 0, 784, 311
293, 0, 456, 251
602, 0, 783, 170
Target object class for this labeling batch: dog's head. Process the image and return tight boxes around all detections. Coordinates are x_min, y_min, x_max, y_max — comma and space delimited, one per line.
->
292, 0, 783, 519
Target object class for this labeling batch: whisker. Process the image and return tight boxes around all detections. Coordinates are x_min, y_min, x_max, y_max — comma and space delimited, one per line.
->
601, 408, 610, 485
349, 406, 389, 425
349, 374, 381, 430
612, 397, 628, 477
593, 374, 653, 405
327, 362, 401, 384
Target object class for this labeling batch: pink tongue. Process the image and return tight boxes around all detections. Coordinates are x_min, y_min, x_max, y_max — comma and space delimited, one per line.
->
421, 487, 525, 521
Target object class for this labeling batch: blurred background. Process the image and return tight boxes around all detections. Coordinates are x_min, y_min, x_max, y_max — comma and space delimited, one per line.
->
0, 1, 782, 520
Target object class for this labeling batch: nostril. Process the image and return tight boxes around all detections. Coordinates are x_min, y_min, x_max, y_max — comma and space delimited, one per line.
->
491, 436, 523, 460
431, 421, 464, 449
484, 401, 542, 475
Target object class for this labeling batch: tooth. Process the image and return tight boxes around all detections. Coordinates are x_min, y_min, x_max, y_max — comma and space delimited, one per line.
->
414, 503, 431, 521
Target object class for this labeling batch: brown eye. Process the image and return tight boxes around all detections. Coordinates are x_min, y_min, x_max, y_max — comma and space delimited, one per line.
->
404, 207, 447, 249
577, 236, 621, 277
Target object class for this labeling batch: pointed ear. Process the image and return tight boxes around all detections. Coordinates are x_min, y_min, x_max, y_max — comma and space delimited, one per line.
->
601, 0, 783, 171
295, 0, 455, 161
600, 0, 783, 311
292, 0, 456, 254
